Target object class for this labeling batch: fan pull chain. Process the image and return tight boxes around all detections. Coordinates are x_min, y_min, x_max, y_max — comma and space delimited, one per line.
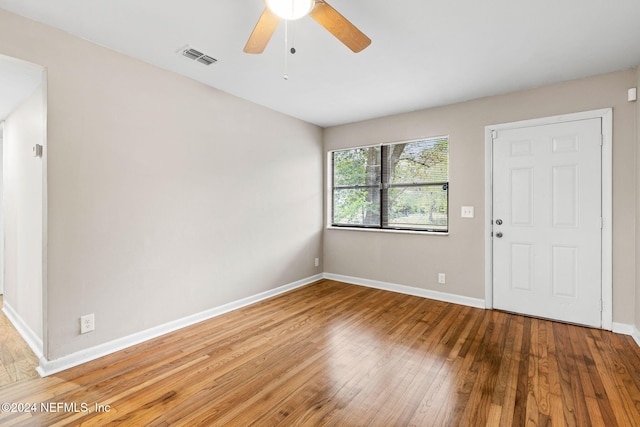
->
283, 20, 289, 80
283, 20, 297, 80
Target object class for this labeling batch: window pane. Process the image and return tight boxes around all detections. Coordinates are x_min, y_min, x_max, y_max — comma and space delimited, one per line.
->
333, 147, 381, 186
387, 185, 448, 231
385, 138, 448, 185
331, 138, 448, 232
333, 188, 381, 226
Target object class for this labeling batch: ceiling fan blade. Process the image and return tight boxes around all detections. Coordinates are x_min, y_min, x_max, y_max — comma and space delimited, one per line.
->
309, 1, 371, 53
244, 7, 281, 54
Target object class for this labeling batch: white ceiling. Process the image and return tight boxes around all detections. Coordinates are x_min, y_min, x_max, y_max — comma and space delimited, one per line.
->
1, 0, 639, 127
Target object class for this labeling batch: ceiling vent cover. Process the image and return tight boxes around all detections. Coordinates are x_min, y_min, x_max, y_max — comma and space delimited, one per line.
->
178, 46, 218, 66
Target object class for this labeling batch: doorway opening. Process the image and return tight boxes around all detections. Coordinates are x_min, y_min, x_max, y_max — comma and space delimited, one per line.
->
0, 54, 47, 380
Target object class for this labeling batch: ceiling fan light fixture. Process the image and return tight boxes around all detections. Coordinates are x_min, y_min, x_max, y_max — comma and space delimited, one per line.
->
266, 0, 314, 20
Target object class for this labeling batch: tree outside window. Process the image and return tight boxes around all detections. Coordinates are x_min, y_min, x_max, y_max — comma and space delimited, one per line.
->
332, 137, 449, 232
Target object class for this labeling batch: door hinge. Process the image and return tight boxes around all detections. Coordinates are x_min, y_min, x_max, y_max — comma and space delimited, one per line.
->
600, 300, 604, 312
600, 217, 603, 229
491, 130, 498, 139
600, 134, 604, 146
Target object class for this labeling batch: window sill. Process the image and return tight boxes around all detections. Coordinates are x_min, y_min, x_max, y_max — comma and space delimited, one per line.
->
326, 226, 449, 236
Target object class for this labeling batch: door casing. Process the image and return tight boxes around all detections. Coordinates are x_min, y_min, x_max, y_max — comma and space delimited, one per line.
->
484, 108, 612, 330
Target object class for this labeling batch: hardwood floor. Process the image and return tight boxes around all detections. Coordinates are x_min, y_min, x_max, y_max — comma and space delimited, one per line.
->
0, 296, 40, 387
1, 280, 639, 426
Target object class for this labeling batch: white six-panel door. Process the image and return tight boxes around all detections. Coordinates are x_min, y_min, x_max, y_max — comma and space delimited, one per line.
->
492, 118, 602, 327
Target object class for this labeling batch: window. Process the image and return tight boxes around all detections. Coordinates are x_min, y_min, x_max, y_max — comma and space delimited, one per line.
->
331, 137, 449, 232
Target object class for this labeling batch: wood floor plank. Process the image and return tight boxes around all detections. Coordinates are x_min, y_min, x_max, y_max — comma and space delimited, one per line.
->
1, 280, 639, 426
458, 310, 508, 426
585, 328, 640, 426
0, 296, 40, 388
498, 314, 524, 426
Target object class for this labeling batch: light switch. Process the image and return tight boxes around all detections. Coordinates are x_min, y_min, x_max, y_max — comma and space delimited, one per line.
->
461, 206, 474, 218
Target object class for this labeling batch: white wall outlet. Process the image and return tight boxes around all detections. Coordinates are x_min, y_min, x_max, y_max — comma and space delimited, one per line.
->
438, 273, 446, 284
461, 206, 474, 218
314, 258, 320, 267
80, 314, 95, 334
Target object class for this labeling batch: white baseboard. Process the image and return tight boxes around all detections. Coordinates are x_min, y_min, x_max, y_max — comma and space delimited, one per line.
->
2, 302, 44, 359
633, 326, 640, 348
612, 322, 635, 336
37, 274, 323, 377
323, 273, 486, 309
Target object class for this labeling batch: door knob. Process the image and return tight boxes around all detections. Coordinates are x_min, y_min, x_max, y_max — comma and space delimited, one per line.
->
496, 232, 503, 238
495, 219, 503, 225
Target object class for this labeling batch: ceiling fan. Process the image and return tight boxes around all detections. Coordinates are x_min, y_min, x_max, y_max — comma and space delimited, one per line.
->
244, 0, 371, 54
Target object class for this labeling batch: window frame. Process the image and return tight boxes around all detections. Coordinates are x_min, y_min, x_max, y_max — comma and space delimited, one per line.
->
329, 136, 450, 233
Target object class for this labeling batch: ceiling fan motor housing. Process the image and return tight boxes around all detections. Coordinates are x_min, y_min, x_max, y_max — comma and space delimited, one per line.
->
265, 0, 314, 20
245, 0, 371, 54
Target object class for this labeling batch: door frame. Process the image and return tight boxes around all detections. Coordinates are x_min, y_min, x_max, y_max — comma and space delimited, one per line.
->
484, 108, 613, 330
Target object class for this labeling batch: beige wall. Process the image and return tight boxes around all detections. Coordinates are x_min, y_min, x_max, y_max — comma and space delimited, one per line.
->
0, 8, 324, 360
324, 69, 637, 325
3, 84, 45, 339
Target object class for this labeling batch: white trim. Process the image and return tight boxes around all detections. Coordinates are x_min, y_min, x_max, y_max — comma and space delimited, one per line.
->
324, 273, 485, 309
611, 322, 635, 336
484, 108, 613, 329
600, 110, 613, 330
41, 67, 49, 359
484, 126, 494, 309
37, 274, 323, 377
326, 226, 449, 236
633, 326, 640, 348
2, 302, 44, 359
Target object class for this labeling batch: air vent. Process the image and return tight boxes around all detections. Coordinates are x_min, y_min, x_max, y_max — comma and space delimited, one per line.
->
196, 55, 217, 66
178, 46, 218, 66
